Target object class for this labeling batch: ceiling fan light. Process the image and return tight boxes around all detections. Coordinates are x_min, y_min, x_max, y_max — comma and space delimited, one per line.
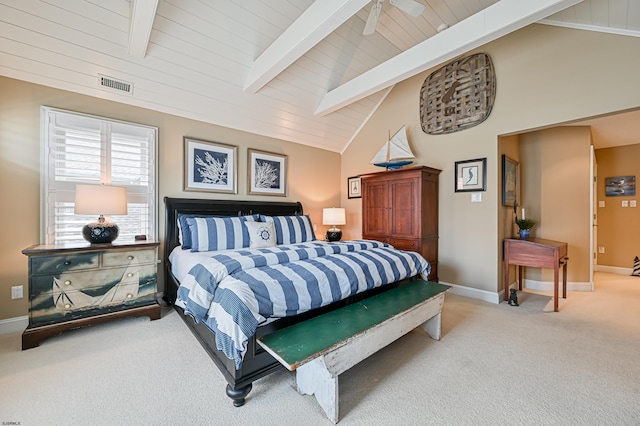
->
390, 0, 425, 17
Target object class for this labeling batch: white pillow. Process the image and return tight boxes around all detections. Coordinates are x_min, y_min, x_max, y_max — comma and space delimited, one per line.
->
245, 221, 277, 248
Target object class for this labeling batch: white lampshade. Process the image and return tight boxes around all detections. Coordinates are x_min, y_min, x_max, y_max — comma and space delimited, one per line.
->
75, 184, 128, 215
322, 208, 346, 226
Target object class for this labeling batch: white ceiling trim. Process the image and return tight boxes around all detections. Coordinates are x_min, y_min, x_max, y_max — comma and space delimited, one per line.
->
315, 0, 584, 116
243, 0, 370, 94
128, 0, 159, 58
538, 19, 640, 38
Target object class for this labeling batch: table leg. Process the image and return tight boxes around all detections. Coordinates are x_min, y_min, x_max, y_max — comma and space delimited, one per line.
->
518, 266, 523, 290
553, 263, 559, 312
562, 260, 568, 299
504, 258, 510, 302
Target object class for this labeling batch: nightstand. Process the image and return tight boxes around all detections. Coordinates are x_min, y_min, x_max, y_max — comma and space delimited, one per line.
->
21, 241, 161, 349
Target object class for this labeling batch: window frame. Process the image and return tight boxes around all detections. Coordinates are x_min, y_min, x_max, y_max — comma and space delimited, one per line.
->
40, 106, 158, 245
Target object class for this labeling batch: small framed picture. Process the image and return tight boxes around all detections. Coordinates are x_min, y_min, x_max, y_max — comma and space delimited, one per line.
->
501, 155, 519, 206
184, 137, 237, 193
455, 158, 487, 192
248, 149, 287, 196
348, 176, 362, 199
605, 175, 635, 196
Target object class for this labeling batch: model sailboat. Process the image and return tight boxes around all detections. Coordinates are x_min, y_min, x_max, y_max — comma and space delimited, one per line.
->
370, 125, 415, 170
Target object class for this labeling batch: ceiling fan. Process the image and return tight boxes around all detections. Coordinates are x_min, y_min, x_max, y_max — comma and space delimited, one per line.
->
363, 0, 426, 35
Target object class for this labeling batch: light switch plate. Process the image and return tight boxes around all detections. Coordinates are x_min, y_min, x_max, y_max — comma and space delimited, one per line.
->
622, 200, 629, 207
598, 201, 605, 208
631, 200, 637, 207
471, 193, 482, 202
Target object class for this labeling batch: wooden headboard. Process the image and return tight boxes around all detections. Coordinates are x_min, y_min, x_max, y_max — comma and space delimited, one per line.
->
163, 197, 303, 302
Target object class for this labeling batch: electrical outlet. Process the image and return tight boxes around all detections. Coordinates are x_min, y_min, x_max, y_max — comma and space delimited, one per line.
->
598, 246, 605, 254
631, 200, 637, 208
598, 201, 605, 208
11, 285, 23, 299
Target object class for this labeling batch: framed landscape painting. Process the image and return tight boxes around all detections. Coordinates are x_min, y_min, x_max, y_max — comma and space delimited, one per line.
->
184, 137, 237, 193
501, 154, 518, 206
248, 149, 287, 196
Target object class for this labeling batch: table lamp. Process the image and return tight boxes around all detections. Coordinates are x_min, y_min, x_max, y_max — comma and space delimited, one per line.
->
323, 207, 346, 242
75, 184, 128, 244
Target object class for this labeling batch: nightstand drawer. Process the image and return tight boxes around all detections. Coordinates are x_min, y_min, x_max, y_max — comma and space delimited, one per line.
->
102, 248, 156, 267
31, 252, 100, 275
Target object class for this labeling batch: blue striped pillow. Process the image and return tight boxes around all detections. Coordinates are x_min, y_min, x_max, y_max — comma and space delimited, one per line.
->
178, 214, 258, 249
186, 216, 253, 252
260, 214, 316, 245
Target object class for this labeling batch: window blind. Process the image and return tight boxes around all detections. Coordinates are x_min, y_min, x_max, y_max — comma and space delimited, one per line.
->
41, 107, 158, 245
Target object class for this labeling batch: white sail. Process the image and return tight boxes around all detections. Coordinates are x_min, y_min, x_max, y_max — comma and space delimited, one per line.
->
52, 259, 141, 311
370, 125, 415, 164
96, 262, 141, 307
53, 277, 97, 311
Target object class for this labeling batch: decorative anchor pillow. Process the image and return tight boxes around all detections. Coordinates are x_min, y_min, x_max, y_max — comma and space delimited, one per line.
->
245, 221, 277, 248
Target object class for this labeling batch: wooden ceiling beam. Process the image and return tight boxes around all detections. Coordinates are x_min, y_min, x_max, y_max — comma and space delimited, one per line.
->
243, 0, 370, 94
128, 0, 159, 58
315, 0, 584, 116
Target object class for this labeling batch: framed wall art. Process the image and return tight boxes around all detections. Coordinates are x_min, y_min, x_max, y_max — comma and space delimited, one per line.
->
501, 154, 519, 206
347, 176, 362, 199
248, 149, 287, 196
454, 158, 486, 192
184, 137, 237, 193
605, 175, 635, 196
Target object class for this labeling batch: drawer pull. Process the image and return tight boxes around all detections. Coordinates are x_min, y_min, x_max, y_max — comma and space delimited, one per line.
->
64, 261, 71, 266
127, 273, 134, 278
126, 293, 134, 299
127, 255, 135, 260
64, 304, 71, 309
64, 280, 71, 285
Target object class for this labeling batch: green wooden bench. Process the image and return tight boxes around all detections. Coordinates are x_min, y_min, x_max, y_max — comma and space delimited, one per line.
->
257, 280, 451, 423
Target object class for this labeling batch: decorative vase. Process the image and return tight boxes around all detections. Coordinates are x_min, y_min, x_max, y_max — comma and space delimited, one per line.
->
519, 229, 530, 240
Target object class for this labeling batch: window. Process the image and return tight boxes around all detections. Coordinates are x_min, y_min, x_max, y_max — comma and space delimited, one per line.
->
41, 107, 157, 245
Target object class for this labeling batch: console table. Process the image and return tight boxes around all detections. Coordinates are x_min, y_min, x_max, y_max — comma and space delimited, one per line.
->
503, 238, 568, 312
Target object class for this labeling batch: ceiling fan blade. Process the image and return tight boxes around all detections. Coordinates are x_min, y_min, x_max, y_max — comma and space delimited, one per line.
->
363, 0, 382, 35
389, 0, 425, 17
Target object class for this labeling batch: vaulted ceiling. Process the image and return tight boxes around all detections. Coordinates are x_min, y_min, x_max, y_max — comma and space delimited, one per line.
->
1, 0, 639, 152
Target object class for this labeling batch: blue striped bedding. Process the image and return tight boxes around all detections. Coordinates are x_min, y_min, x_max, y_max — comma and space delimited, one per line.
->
175, 240, 431, 368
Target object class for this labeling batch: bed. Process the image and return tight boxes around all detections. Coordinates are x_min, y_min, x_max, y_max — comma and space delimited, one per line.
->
163, 197, 431, 406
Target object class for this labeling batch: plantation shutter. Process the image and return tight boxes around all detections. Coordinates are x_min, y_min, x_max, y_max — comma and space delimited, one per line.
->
42, 107, 157, 245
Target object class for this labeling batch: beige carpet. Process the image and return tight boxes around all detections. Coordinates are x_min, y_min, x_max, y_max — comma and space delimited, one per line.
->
1, 272, 639, 425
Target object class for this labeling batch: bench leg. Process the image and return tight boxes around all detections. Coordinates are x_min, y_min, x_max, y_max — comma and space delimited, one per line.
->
297, 357, 339, 424
420, 312, 442, 340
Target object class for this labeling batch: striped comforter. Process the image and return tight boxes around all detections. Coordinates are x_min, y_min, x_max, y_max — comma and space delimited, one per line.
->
175, 240, 430, 368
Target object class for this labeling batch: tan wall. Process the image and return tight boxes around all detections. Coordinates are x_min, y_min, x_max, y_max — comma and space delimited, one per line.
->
342, 24, 640, 293
595, 144, 640, 268
0, 77, 340, 321
520, 127, 592, 283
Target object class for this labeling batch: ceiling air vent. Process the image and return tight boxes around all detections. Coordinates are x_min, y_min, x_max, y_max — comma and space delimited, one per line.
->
98, 74, 133, 95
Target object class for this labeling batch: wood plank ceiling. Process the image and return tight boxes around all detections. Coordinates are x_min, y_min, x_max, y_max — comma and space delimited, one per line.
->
0, 0, 638, 152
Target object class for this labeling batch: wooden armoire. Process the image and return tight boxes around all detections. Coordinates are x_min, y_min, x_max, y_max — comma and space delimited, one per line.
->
360, 165, 440, 281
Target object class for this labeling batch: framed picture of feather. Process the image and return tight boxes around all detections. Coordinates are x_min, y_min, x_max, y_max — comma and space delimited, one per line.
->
248, 149, 288, 196
184, 137, 237, 193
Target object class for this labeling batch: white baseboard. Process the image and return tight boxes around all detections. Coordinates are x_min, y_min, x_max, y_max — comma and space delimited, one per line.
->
595, 265, 633, 275
442, 281, 502, 304
0, 315, 28, 335
521, 279, 592, 292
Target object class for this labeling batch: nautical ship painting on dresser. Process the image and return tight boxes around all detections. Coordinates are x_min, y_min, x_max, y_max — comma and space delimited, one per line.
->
29, 251, 157, 327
